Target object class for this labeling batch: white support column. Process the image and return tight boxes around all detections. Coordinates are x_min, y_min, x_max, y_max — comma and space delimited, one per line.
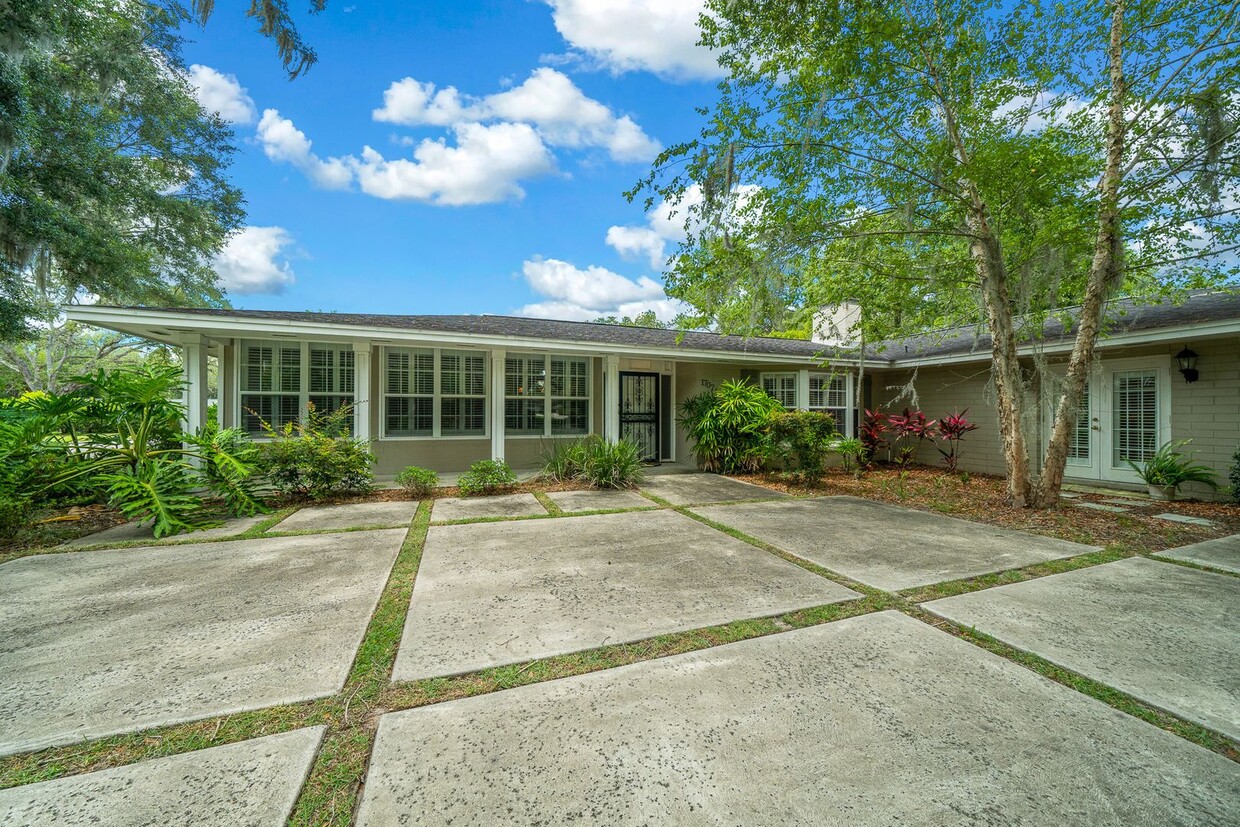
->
182, 335, 208, 438
211, 343, 225, 429
490, 348, 506, 461
353, 342, 372, 443
797, 369, 811, 411
604, 354, 621, 443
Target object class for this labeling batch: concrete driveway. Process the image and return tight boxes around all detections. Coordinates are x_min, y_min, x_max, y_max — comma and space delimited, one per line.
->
3, 478, 1237, 826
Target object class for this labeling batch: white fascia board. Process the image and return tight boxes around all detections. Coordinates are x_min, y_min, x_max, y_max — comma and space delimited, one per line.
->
881, 318, 1240, 369
65, 306, 868, 368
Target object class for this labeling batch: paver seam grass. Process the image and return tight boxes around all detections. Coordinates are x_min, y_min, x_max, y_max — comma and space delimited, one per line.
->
910, 607, 1240, 762
679, 505, 1240, 763
0, 507, 302, 565
429, 503, 665, 527
1143, 552, 1240, 579
533, 491, 564, 516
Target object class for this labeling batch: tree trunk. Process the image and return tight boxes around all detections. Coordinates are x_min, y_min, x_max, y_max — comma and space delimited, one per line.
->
1032, 0, 1127, 509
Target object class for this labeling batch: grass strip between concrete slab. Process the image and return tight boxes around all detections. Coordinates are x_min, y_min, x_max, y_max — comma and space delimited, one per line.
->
897, 546, 1141, 603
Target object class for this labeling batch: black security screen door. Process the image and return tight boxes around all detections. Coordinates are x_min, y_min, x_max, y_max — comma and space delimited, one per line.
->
620, 372, 659, 462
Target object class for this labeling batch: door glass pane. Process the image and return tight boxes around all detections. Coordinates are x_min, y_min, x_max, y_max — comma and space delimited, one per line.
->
1112, 370, 1158, 467
1066, 383, 1091, 466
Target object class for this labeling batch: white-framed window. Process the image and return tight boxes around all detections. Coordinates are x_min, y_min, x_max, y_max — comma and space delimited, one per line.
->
506, 353, 591, 436
808, 372, 848, 427
440, 350, 487, 436
383, 347, 435, 437
1111, 368, 1159, 468
762, 372, 798, 408
240, 340, 356, 435
380, 347, 490, 438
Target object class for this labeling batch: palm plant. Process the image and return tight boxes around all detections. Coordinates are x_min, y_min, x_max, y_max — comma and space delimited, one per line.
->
1128, 440, 1219, 498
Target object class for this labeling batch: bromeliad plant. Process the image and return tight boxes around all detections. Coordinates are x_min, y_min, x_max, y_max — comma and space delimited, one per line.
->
935, 409, 978, 473
29, 365, 264, 537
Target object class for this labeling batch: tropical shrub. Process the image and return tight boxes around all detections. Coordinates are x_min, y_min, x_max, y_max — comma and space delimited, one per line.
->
4, 365, 264, 538
768, 410, 837, 483
395, 466, 439, 496
678, 379, 781, 473
1127, 440, 1219, 493
859, 409, 887, 464
257, 402, 375, 499
887, 408, 936, 467
832, 437, 865, 476
579, 437, 645, 489
0, 494, 30, 540
935, 409, 979, 473
457, 458, 518, 495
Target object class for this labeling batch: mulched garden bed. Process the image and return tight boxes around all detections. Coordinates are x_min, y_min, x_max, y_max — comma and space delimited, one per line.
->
734, 464, 1240, 552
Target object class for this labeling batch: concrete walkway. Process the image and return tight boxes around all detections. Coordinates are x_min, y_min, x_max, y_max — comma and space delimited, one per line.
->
361, 612, 1239, 825
393, 510, 857, 680
694, 496, 1096, 589
926, 557, 1240, 740
1155, 533, 1240, 574
0, 530, 403, 756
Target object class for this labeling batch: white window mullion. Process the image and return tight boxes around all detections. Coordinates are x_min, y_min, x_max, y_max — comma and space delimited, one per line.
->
300, 341, 310, 423
432, 348, 441, 438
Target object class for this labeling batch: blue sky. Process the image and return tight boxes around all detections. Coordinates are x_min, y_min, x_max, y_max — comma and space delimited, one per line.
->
182, 0, 720, 321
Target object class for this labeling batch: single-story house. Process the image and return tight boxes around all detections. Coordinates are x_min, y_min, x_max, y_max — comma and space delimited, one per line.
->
67, 288, 1240, 500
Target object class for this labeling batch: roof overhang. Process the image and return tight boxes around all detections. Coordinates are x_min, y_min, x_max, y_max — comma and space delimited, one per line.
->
66, 305, 871, 368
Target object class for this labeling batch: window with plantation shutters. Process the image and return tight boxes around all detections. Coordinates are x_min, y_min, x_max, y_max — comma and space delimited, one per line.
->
807, 372, 847, 427
1112, 370, 1159, 467
240, 341, 302, 434
1066, 383, 1091, 465
505, 354, 547, 435
762, 372, 798, 408
550, 356, 589, 435
309, 344, 355, 430
384, 347, 434, 436
440, 350, 486, 436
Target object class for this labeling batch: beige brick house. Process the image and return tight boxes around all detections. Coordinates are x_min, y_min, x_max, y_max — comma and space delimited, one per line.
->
68, 288, 1240, 499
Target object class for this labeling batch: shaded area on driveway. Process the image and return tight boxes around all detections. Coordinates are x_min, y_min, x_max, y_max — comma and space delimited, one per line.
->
362, 612, 1239, 826
693, 496, 1096, 589
926, 557, 1240, 740
392, 510, 857, 681
0, 531, 403, 756
0, 727, 324, 827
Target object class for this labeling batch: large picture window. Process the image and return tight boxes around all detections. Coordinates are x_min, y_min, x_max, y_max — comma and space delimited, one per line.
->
381, 347, 489, 438
240, 340, 358, 435
506, 353, 590, 436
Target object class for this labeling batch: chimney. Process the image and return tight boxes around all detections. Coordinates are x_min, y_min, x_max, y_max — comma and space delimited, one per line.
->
811, 300, 862, 346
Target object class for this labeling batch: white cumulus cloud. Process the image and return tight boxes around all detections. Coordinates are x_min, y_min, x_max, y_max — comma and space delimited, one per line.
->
351, 122, 556, 205
373, 67, 660, 162
213, 227, 297, 295
541, 0, 721, 81
187, 64, 257, 124
606, 183, 762, 269
516, 257, 685, 321
257, 109, 353, 190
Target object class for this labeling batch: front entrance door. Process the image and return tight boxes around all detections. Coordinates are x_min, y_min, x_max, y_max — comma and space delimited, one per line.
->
1048, 359, 1169, 484
620, 372, 659, 462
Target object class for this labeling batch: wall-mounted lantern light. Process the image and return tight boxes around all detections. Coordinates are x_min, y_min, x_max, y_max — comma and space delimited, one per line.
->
1175, 346, 1199, 383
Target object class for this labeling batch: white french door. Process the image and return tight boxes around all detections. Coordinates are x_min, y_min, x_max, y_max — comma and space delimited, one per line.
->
1048, 358, 1170, 484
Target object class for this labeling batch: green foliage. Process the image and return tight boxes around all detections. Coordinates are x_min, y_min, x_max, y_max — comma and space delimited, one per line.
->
1127, 440, 1219, 491
1230, 445, 1240, 504
832, 437, 865, 476
539, 439, 588, 483
578, 437, 645, 490
1, 1, 243, 341
256, 403, 375, 500
768, 410, 837, 483
0, 493, 31, 540
677, 379, 782, 473
395, 466, 439, 497
0, 364, 263, 537
457, 459, 518, 496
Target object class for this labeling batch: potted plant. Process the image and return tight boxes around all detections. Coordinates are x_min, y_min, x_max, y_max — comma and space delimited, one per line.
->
1127, 440, 1219, 500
